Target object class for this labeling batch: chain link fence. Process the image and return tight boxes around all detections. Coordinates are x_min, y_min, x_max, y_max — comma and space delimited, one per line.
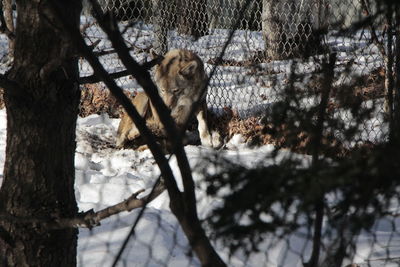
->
0, 0, 400, 267
80, 0, 388, 144
0, 0, 398, 266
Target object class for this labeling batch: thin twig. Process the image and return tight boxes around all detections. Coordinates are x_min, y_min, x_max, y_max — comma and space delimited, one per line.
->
48, 0, 183, 230
79, 69, 130, 84
111, 176, 165, 266
0, 182, 166, 230
305, 53, 337, 267
359, 0, 386, 57
88, 0, 186, 209
79, 56, 162, 84
92, 45, 135, 57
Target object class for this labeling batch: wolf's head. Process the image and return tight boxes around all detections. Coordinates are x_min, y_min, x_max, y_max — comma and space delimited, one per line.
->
151, 49, 207, 107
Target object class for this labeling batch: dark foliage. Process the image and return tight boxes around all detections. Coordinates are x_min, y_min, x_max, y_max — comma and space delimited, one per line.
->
203, 2, 400, 262
205, 142, 400, 255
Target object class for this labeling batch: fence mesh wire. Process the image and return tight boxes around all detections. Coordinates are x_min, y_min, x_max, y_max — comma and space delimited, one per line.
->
80, 0, 387, 141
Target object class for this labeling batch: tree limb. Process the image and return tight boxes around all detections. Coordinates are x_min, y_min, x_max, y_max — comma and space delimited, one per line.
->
79, 69, 130, 84
87, 7, 209, 259
87, 1, 247, 266
50, 1, 227, 265
92, 179, 165, 225
360, 0, 386, 57
47, 0, 183, 209
305, 53, 336, 267
0, 181, 166, 230
88, 0, 186, 208
78, 57, 163, 84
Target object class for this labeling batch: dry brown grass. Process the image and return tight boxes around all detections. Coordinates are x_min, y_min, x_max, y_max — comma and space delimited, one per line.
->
0, 67, 385, 156
79, 83, 136, 118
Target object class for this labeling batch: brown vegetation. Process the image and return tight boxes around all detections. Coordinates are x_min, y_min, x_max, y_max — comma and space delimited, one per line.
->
0, 65, 384, 157
79, 83, 136, 118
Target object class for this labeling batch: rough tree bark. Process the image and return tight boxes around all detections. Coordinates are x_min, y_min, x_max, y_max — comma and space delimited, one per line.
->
262, 0, 283, 59
177, 0, 208, 38
0, 0, 82, 266
262, 0, 322, 60
152, 0, 170, 54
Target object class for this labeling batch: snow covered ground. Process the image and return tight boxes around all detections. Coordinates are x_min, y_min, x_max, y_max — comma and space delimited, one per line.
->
73, 112, 295, 266
0, 109, 399, 267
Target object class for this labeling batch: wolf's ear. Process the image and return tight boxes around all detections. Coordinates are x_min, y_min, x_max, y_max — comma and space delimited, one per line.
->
179, 61, 198, 76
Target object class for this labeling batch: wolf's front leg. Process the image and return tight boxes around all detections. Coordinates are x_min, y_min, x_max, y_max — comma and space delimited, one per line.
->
196, 107, 213, 147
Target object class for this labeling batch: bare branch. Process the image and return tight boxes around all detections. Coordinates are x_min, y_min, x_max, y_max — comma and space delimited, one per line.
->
88, 0, 188, 208
87, 1, 248, 265
47, 0, 183, 206
360, 0, 386, 57
86, 9, 211, 252
94, 179, 165, 223
79, 56, 162, 84
0, 181, 166, 230
80, 20, 97, 34
49, 1, 227, 265
92, 46, 133, 57
79, 69, 130, 84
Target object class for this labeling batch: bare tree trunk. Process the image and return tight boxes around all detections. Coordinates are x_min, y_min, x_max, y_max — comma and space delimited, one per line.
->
262, 0, 286, 59
177, 0, 208, 38
0, 0, 81, 266
152, 0, 174, 54
262, 0, 322, 60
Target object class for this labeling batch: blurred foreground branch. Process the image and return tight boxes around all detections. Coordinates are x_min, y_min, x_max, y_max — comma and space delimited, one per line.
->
0, 179, 166, 230
48, 0, 228, 266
